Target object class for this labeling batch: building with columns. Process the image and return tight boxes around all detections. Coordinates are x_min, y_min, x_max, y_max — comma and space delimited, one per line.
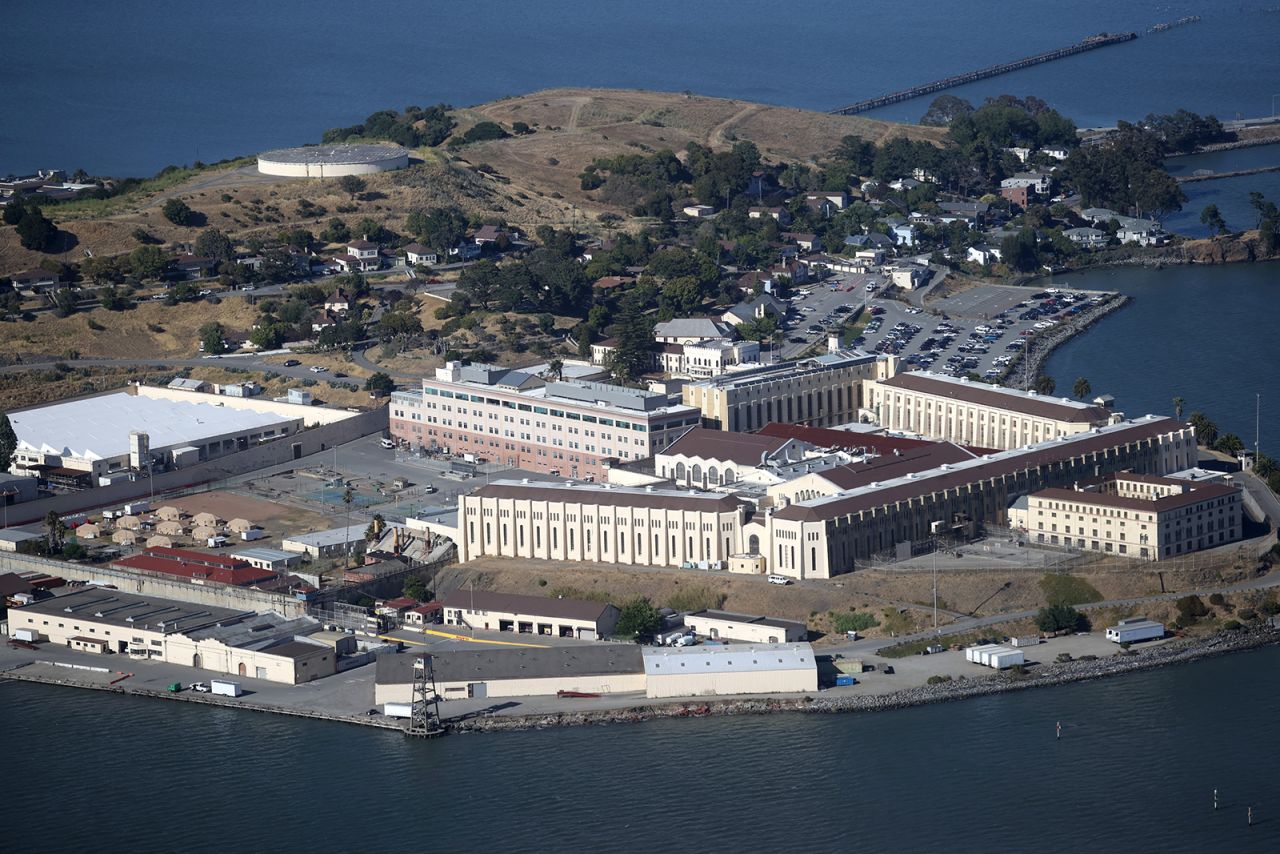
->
863, 372, 1121, 450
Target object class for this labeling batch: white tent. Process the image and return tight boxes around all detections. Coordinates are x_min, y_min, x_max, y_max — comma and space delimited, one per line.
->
145, 535, 173, 549
156, 505, 184, 522
155, 520, 185, 537
115, 515, 142, 531
76, 523, 102, 540
228, 517, 255, 534
192, 512, 219, 529
112, 530, 137, 545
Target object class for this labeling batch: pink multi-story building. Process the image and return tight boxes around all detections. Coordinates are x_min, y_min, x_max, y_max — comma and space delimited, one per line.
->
389, 362, 702, 480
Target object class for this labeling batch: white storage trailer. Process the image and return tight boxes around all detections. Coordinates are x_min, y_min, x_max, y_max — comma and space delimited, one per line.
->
211, 679, 242, 697
1106, 619, 1165, 644
987, 649, 1025, 669
1010, 635, 1040, 648
383, 703, 413, 719
966, 644, 1003, 664
13, 627, 40, 642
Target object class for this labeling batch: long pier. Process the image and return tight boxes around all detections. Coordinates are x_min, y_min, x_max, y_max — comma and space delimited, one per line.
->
1177, 164, 1280, 184
830, 32, 1137, 116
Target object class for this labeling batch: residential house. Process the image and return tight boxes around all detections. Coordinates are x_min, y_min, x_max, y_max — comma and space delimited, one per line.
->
324, 290, 350, 313
937, 201, 990, 226
1000, 185, 1031, 208
654, 317, 736, 345
1064, 227, 1108, 249
592, 275, 635, 291
888, 177, 921, 192
336, 240, 381, 273
844, 233, 895, 252
474, 224, 518, 246
1006, 146, 1032, 164
769, 260, 811, 285
782, 232, 820, 252
966, 244, 1003, 265
1042, 147, 1070, 161
721, 293, 785, 326
172, 254, 217, 281
449, 242, 482, 261
748, 206, 791, 226
402, 242, 438, 266
888, 264, 929, 290
682, 204, 716, 218
1000, 172, 1052, 195
9, 269, 61, 295
891, 223, 918, 247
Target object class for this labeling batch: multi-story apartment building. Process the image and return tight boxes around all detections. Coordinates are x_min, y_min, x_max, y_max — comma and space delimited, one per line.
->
456, 480, 749, 567
1009, 472, 1242, 560
863, 372, 1121, 450
389, 362, 702, 480
682, 351, 896, 432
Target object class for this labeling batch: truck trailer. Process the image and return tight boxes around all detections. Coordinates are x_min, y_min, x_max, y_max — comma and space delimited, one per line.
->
1105, 618, 1165, 644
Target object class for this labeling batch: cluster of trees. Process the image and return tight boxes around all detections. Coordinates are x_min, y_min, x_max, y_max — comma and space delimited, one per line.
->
454, 121, 510, 146
1185, 410, 1251, 458
1035, 603, 1088, 633
322, 105, 456, 148
405, 206, 469, 255
2, 198, 60, 252
1063, 123, 1185, 218
1140, 110, 1232, 155
451, 227, 590, 316
1249, 192, 1279, 255
579, 141, 764, 216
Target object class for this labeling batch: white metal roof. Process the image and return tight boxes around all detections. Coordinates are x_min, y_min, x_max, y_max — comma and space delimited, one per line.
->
10, 392, 296, 461
642, 642, 814, 675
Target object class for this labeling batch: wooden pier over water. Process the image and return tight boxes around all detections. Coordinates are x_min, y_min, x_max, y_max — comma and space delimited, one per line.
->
830, 32, 1137, 116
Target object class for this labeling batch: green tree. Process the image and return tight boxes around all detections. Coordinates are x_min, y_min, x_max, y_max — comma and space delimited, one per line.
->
1072, 377, 1092, 400
459, 121, 510, 144
920, 94, 974, 127
1186, 411, 1219, 446
194, 228, 236, 262
615, 597, 661, 640
1175, 594, 1209, 626
1033, 374, 1056, 396
2, 198, 25, 226
1172, 396, 1184, 420
999, 228, 1040, 273
44, 510, 66, 553
1199, 204, 1228, 236
51, 288, 78, 317
1035, 603, 1086, 633
17, 207, 59, 252
0, 413, 17, 473
364, 372, 395, 395
407, 206, 468, 255
162, 198, 195, 226
605, 289, 654, 384
402, 575, 429, 601
337, 175, 367, 200
199, 321, 227, 355
129, 245, 169, 280
544, 358, 564, 381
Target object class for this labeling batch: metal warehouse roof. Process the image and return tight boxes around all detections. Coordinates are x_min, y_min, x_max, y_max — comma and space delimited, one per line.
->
642, 643, 815, 675
9, 392, 295, 461
376, 646, 645, 684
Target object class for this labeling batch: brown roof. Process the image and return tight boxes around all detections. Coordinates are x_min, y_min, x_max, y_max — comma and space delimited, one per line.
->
813, 443, 977, 490
664, 427, 791, 466
775, 417, 1186, 523
879, 374, 1111, 423
0, 573, 34, 598
758, 423, 979, 455
266, 640, 328, 660
472, 480, 748, 514
348, 240, 378, 250
402, 242, 433, 255
438, 589, 614, 623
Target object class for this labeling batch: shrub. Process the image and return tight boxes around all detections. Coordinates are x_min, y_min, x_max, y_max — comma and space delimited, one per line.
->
1035, 603, 1088, 633
86, 318, 105, 331
1176, 595, 1209, 624
162, 198, 195, 226
1222, 619, 1243, 631
1209, 593, 1226, 606
1039, 574, 1102, 607
1239, 608, 1257, 621
926, 675, 953, 685
832, 611, 880, 634
537, 579, 547, 587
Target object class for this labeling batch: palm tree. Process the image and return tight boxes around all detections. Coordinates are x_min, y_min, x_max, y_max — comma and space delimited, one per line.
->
1072, 377, 1092, 400
545, 358, 564, 382
1173, 396, 1185, 420
342, 487, 355, 568
44, 510, 65, 553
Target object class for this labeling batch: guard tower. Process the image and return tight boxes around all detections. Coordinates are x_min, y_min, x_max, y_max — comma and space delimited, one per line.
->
407, 655, 445, 737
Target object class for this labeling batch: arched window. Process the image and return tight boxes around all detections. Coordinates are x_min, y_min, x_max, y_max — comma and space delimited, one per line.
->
675, 462, 686, 480
691, 464, 703, 485
708, 465, 719, 485
748, 534, 760, 554
723, 468, 736, 484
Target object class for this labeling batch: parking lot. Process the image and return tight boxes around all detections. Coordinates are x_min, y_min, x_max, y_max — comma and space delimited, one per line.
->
778, 273, 883, 359
849, 284, 1115, 381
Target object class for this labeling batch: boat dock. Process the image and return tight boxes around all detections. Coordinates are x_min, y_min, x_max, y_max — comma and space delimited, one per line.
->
829, 32, 1137, 115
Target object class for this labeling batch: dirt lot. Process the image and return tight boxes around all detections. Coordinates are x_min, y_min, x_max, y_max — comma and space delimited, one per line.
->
0, 298, 260, 360
159, 488, 334, 542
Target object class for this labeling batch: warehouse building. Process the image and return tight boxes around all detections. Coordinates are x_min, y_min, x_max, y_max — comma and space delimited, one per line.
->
6, 391, 302, 483
1007, 471, 1242, 560
10, 588, 332, 684
113, 546, 279, 587
681, 351, 896, 433
683, 610, 808, 644
282, 523, 382, 558
230, 547, 302, 572
374, 646, 646, 705
642, 643, 817, 698
439, 589, 620, 640
863, 372, 1121, 450
455, 480, 749, 567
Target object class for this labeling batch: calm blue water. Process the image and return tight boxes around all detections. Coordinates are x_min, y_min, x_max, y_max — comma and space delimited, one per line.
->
1045, 261, 1280, 443
5, 0, 1280, 175
5, 647, 1280, 851
1165, 144, 1280, 237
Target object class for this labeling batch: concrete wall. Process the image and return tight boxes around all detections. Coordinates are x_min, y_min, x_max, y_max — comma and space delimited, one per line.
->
5, 407, 387, 526
0, 552, 309, 618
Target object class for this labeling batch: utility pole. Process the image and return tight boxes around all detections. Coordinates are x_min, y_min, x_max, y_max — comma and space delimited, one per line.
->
1256, 393, 1261, 462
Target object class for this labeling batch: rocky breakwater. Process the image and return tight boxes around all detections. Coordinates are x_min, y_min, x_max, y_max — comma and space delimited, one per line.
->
450, 627, 1278, 733
1010, 293, 1128, 383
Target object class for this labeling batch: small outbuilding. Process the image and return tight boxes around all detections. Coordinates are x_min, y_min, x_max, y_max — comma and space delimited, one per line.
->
228, 518, 255, 534
191, 525, 219, 542
683, 610, 808, 644
112, 530, 138, 546
192, 512, 220, 529
76, 523, 102, 540
115, 515, 142, 531
146, 535, 174, 549
155, 520, 185, 537
156, 506, 184, 522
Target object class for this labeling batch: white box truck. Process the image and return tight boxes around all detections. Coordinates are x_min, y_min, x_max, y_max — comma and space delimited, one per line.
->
383, 702, 413, 719
123, 500, 151, 516
1106, 619, 1164, 644
210, 679, 242, 697
14, 627, 40, 643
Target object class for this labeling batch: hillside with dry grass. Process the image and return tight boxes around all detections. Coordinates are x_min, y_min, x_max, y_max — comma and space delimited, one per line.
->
1, 88, 943, 274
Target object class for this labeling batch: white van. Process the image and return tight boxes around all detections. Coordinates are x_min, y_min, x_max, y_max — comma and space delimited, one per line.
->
767, 574, 790, 586
380, 438, 395, 449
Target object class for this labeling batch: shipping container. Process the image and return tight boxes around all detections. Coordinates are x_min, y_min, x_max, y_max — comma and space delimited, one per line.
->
966, 644, 1003, 664
1105, 619, 1164, 644
1010, 635, 1040, 648
384, 702, 413, 719
123, 500, 151, 515
834, 674, 857, 687
834, 658, 863, 674
987, 649, 1025, 669
239, 529, 266, 541
210, 679, 242, 697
